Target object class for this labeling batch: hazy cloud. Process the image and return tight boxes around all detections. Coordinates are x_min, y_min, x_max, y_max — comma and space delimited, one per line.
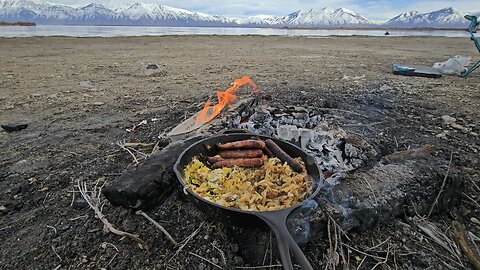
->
49, 0, 480, 21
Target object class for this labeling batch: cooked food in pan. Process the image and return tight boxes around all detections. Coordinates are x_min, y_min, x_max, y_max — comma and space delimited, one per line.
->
183, 138, 313, 211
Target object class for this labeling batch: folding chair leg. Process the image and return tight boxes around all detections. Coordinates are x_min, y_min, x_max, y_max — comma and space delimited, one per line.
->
463, 60, 480, 77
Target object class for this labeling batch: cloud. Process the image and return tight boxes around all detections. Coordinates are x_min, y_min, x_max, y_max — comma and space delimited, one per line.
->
49, 0, 480, 21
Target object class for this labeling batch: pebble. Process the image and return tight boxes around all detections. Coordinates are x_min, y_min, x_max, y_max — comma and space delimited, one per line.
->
436, 132, 447, 139
471, 132, 479, 136
451, 123, 470, 133
72, 197, 88, 209
441, 115, 456, 125
197, 263, 206, 270
379, 84, 392, 91
211, 257, 219, 264
79, 80, 94, 88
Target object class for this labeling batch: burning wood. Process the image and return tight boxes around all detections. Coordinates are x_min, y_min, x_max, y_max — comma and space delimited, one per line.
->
195, 76, 260, 125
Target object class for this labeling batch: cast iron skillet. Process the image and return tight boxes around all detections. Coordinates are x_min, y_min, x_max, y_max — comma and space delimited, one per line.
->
173, 133, 323, 270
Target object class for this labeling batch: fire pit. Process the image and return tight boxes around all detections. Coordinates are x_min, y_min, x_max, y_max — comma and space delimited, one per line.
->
102, 76, 463, 268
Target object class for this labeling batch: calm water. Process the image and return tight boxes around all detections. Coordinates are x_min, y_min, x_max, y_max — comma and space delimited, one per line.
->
0, 25, 470, 38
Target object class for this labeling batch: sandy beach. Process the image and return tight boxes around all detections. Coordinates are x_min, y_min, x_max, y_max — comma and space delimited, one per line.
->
1, 36, 479, 269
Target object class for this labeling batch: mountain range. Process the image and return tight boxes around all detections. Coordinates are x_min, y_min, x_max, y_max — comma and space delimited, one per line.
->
0, 0, 478, 28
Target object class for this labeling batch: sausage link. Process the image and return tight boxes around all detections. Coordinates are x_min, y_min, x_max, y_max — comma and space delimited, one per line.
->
207, 156, 224, 164
212, 158, 263, 168
218, 149, 263, 159
217, 140, 266, 150
265, 139, 303, 173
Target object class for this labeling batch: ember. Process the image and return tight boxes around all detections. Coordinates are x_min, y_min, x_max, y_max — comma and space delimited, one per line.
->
195, 76, 260, 125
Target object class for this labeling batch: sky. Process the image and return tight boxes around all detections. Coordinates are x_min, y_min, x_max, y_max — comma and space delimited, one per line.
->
50, 0, 480, 21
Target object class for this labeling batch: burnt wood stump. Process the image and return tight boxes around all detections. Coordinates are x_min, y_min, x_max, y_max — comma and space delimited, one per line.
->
103, 136, 204, 210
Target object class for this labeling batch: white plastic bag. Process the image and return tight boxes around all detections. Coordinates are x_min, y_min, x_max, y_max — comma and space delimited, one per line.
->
433, 55, 471, 76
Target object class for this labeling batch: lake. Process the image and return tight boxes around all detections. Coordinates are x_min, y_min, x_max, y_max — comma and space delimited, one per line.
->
0, 25, 471, 38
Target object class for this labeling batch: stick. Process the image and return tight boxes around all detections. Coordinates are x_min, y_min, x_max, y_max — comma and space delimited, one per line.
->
342, 244, 385, 261
77, 181, 148, 250
212, 243, 227, 266
122, 142, 156, 148
428, 152, 453, 217
46, 225, 57, 235
135, 210, 178, 246
105, 253, 118, 268
452, 220, 480, 270
356, 256, 366, 270
51, 246, 62, 262
462, 192, 480, 208
366, 237, 391, 251
189, 252, 222, 269
101, 242, 119, 252
168, 221, 206, 262
117, 141, 139, 164
466, 173, 480, 192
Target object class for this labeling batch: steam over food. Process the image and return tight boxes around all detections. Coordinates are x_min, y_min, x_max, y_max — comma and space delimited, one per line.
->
183, 156, 312, 211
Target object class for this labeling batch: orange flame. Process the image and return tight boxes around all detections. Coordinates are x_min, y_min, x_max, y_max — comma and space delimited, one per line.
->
195, 76, 259, 124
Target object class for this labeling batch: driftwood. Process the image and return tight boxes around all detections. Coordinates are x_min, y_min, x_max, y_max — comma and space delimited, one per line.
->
103, 136, 204, 210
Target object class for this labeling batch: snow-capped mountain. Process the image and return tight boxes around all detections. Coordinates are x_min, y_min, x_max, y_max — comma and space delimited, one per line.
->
0, 0, 234, 26
236, 8, 373, 27
0, 0, 477, 29
118, 3, 227, 26
386, 7, 470, 28
274, 8, 373, 27
235, 15, 277, 27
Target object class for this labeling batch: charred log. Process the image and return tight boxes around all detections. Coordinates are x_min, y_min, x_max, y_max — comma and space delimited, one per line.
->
102, 136, 204, 210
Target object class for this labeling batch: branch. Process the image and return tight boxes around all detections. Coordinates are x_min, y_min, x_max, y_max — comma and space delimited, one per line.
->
77, 181, 148, 250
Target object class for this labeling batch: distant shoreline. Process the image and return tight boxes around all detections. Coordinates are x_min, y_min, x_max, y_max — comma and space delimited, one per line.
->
8, 23, 467, 32
274, 26, 467, 31
0, 22, 36, 26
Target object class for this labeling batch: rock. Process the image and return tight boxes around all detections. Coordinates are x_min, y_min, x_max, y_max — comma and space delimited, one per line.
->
72, 197, 88, 209
79, 80, 94, 88
91, 102, 104, 106
441, 115, 456, 125
471, 132, 479, 136
451, 123, 470, 133
379, 84, 392, 91
436, 131, 448, 139
1, 123, 28, 132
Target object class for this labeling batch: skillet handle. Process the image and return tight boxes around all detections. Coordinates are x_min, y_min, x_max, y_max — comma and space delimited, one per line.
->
257, 210, 313, 270
222, 129, 251, 134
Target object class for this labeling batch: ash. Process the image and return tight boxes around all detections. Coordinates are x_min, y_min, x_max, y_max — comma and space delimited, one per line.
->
228, 105, 377, 185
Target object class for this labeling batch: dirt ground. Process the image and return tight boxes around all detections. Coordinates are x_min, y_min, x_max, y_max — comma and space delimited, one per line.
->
0, 35, 479, 270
